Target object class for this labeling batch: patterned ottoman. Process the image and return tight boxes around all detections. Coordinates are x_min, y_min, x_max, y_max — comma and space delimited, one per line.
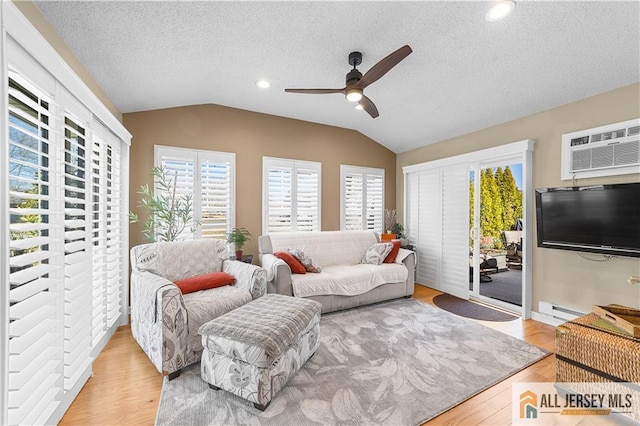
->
199, 294, 321, 411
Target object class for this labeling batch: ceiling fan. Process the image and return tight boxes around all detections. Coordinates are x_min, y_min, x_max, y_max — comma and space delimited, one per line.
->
284, 45, 413, 119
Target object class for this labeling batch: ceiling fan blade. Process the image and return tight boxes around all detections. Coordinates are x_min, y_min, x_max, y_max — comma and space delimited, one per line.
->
359, 95, 379, 119
357, 45, 413, 89
284, 88, 345, 94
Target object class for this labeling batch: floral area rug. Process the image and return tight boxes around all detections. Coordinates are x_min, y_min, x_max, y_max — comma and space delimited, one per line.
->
156, 298, 549, 425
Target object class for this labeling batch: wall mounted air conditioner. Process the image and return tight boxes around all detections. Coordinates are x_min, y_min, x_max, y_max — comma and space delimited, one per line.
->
561, 118, 640, 180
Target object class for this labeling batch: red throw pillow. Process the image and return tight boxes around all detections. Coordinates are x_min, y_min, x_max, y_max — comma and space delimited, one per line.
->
174, 271, 235, 294
274, 251, 307, 274
384, 240, 402, 263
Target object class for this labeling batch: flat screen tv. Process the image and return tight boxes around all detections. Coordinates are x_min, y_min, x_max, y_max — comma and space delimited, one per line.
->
535, 182, 640, 258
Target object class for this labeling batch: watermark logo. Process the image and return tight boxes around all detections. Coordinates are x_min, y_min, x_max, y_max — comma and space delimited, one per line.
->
519, 390, 537, 419
512, 382, 640, 425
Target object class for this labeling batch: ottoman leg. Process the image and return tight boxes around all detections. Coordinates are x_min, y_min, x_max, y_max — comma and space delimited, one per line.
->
208, 383, 220, 391
254, 401, 271, 411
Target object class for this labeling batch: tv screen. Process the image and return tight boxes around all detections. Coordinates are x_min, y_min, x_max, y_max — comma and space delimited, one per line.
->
535, 183, 640, 258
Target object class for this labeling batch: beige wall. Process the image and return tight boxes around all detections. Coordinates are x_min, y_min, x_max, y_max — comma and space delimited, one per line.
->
124, 104, 397, 255
397, 83, 640, 313
13, 0, 122, 121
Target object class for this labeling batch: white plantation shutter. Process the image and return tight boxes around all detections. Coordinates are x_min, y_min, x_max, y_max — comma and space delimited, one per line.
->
343, 173, 363, 230
296, 166, 320, 232
439, 165, 470, 299
62, 115, 92, 390
104, 141, 122, 329
405, 170, 440, 288
91, 139, 107, 348
366, 173, 384, 231
156, 149, 196, 240
265, 166, 292, 233
7, 74, 63, 425
155, 146, 235, 240
340, 166, 384, 232
404, 163, 469, 299
263, 157, 321, 234
199, 153, 234, 239
3, 28, 130, 424
91, 129, 124, 339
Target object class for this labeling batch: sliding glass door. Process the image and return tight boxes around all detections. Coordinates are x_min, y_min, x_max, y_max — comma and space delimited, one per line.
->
404, 140, 534, 318
469, 160, 524, 311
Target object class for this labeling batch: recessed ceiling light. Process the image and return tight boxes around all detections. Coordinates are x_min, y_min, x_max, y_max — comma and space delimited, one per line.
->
255, 80, 271, 89
485, 0, 515, 22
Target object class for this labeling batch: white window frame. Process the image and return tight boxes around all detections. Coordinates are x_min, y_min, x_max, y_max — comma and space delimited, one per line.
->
340, 165, 385, 232
154, 145, 236, 240
262, 157, 321, 235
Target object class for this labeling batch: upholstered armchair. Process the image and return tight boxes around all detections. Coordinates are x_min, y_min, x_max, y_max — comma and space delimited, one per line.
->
130, 239, 266, 379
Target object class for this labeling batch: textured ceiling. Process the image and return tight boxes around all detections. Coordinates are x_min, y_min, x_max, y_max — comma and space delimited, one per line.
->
34, 1, 640, 153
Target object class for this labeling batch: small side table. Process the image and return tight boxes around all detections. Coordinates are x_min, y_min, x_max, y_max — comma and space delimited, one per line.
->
241, 255, 253, 264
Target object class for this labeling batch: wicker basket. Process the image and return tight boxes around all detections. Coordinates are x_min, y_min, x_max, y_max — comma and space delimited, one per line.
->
556, 313, 640, 383
556, 313, 640, 422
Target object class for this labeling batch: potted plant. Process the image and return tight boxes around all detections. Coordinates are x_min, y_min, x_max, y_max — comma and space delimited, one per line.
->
129, 166, 198, 242
383, 209, 397, 241
227, 227, 251, 260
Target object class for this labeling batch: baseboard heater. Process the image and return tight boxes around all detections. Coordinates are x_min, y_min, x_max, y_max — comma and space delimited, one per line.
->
539, 301, 585, 322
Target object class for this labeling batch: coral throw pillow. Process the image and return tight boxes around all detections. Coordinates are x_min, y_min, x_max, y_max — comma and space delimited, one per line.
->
274, 251, 307, 274
174, 271, 235, 294
384, 240, 402, 263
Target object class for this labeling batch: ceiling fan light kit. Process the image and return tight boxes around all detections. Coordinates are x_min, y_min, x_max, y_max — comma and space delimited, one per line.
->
284, 45, 413, 118
346, 88, 363, 102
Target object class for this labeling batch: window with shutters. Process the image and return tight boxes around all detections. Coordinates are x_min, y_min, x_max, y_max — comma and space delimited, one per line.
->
154, 146, 235, 240
340, 165, 384, 232
92, 129, 123, 348
262, 157, 321, 234
7, 75, 63, 425
3, 25, 130, 423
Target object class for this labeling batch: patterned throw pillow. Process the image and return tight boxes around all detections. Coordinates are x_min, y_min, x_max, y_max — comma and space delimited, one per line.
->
361, 243, 394, 265
288, 248, 322, 273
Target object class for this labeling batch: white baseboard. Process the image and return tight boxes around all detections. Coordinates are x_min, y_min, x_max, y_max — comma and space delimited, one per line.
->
531, 310, 567, 327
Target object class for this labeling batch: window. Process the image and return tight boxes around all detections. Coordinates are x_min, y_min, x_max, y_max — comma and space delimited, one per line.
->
340, 165, 384, 232
3, 10, 131, 423
155, 146, 235, 240
5, 70, 128, 424
263, 157, 321, 234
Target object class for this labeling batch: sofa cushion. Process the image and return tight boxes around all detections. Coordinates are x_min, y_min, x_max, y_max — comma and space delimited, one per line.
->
174, 271, 235, 294
291, 263, 408, 298
274, 251, 307, 274
362, 242, 393, 265
182, 286, 252, 353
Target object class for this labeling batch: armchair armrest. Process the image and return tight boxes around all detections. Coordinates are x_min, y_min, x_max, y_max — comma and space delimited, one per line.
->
222, 260, 267, 300
130, 270, 188, 376
260, 253, 294, 296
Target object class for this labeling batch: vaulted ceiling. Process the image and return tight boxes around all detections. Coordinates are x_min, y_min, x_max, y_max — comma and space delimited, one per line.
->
35, 1, 640, 153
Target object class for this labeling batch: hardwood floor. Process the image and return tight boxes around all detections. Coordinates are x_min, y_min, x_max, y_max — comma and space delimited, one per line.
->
60, 285, 556, 425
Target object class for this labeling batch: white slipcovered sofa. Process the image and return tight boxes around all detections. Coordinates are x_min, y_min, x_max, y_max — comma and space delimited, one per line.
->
258, 230, 415, 313
130, 239, 266, 379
